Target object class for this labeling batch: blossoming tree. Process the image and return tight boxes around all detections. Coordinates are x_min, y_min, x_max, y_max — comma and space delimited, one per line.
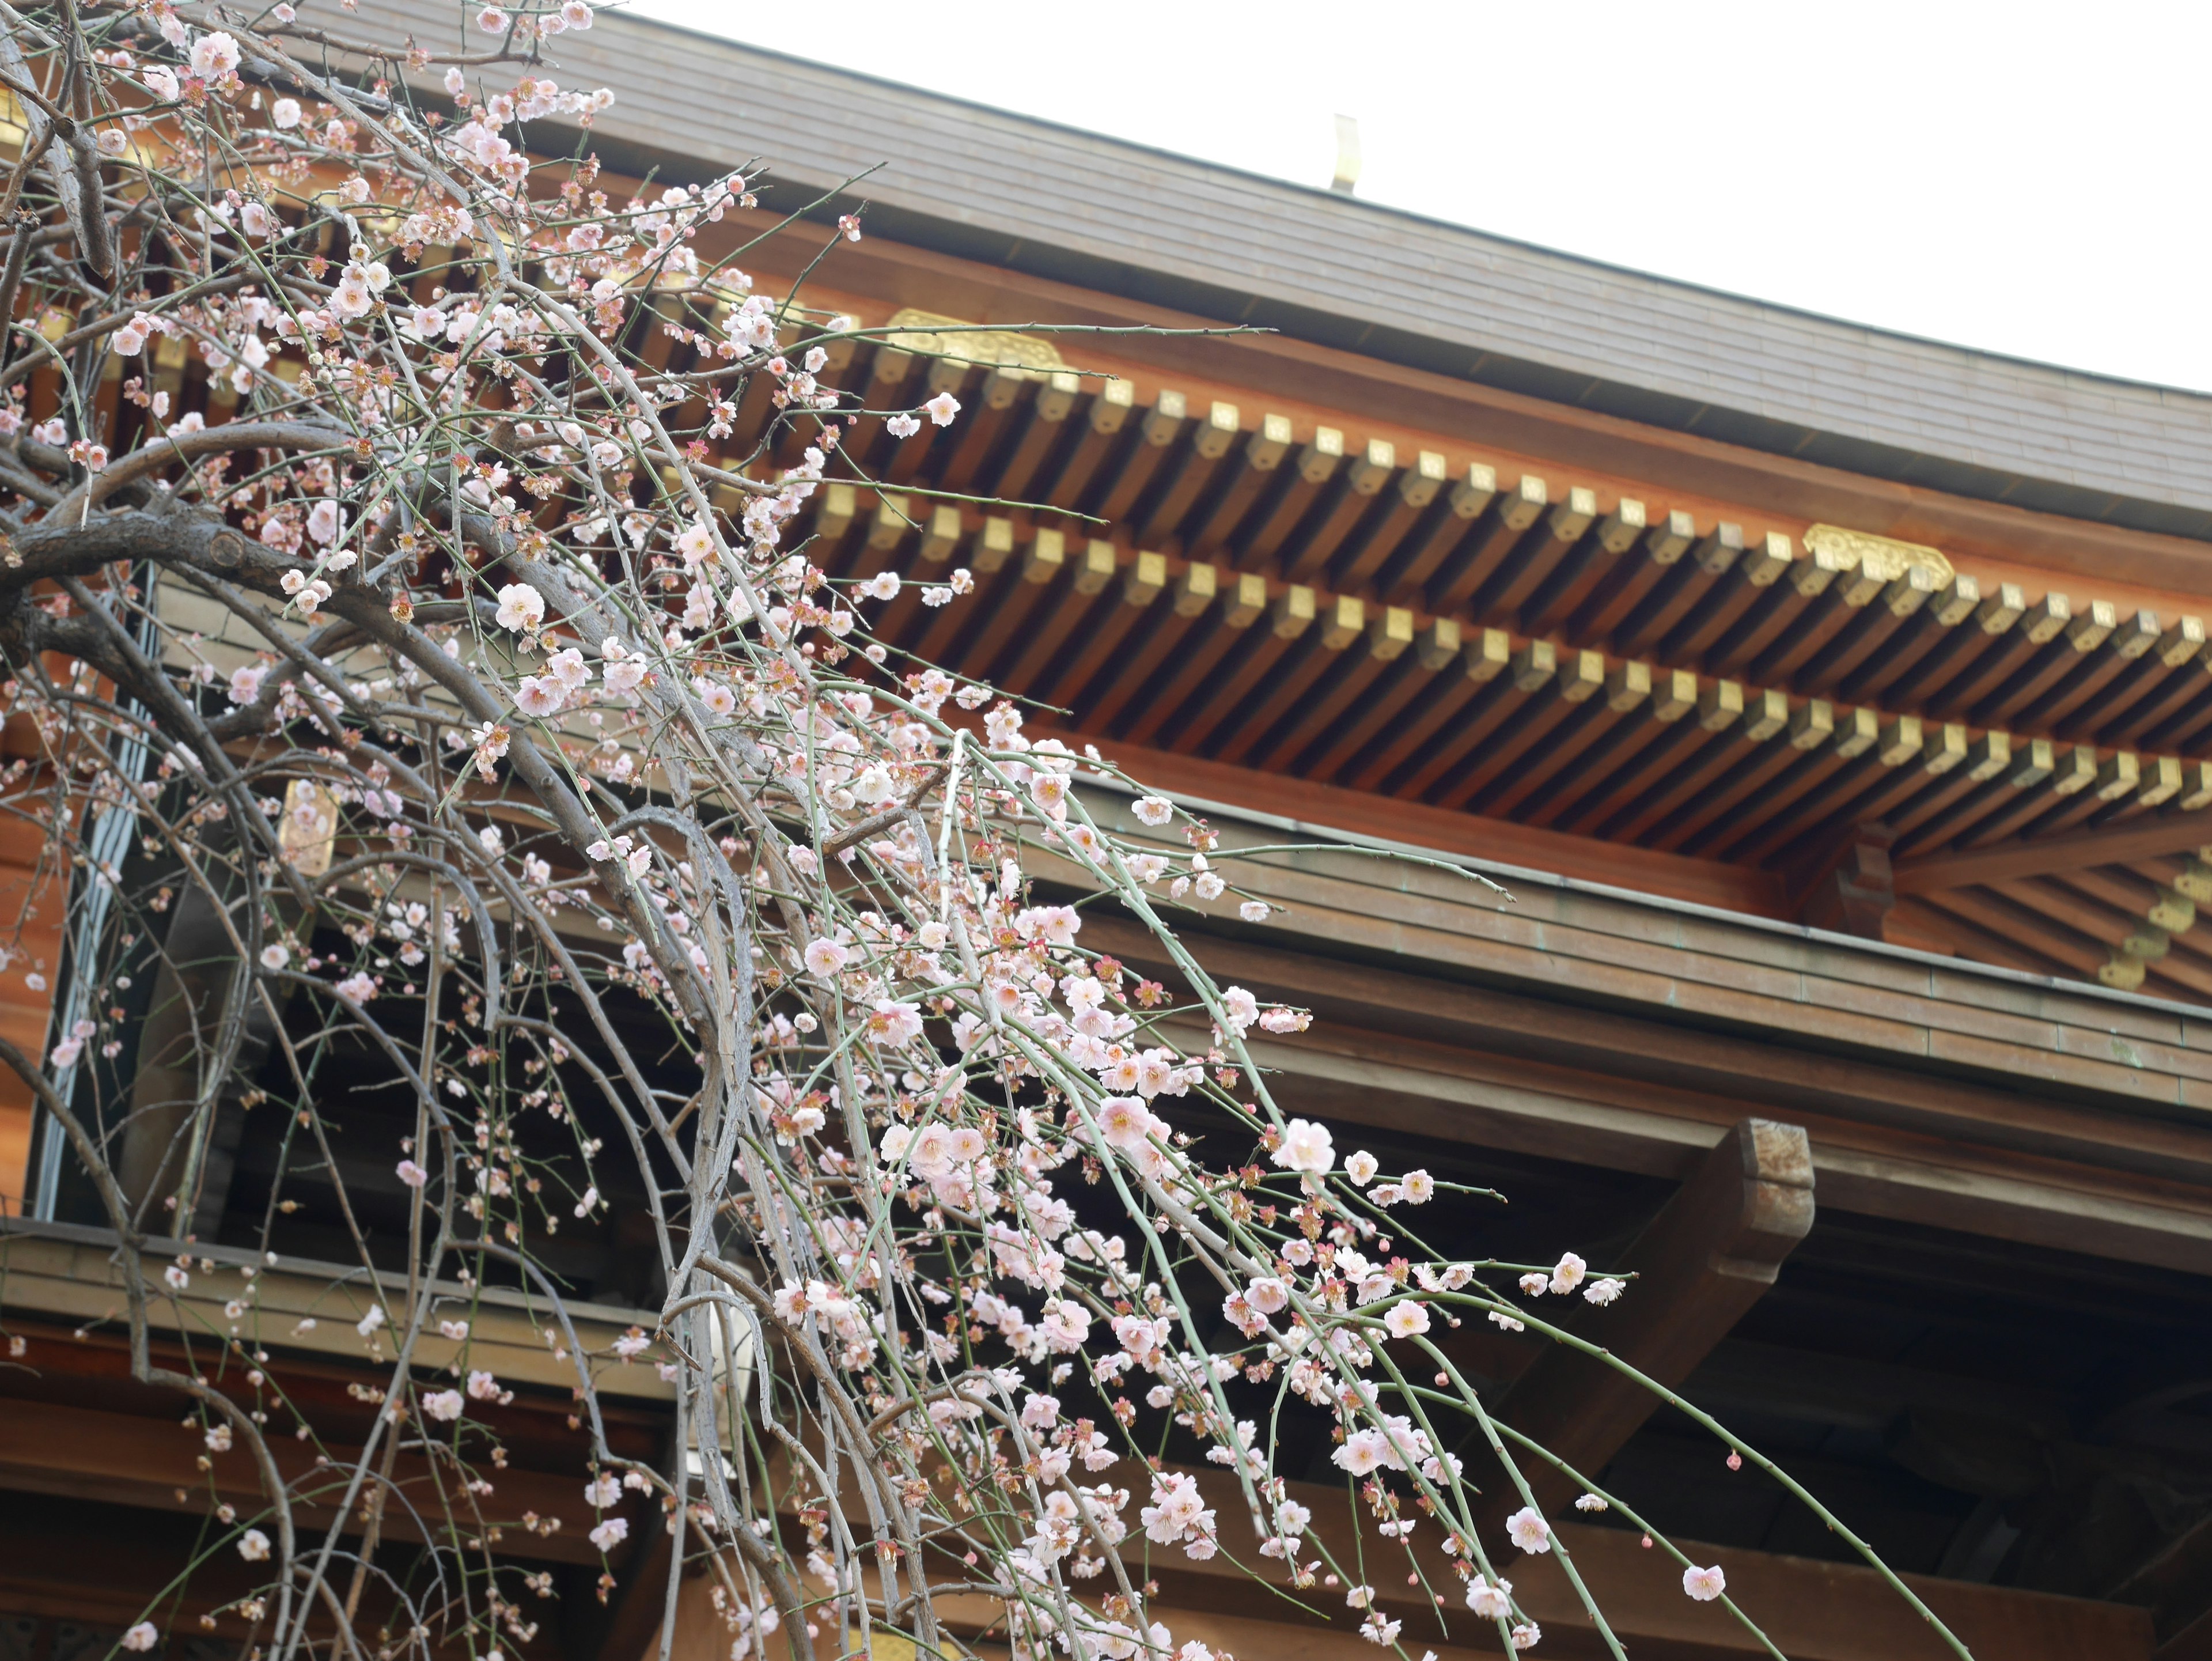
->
0, 5, 1969, 1660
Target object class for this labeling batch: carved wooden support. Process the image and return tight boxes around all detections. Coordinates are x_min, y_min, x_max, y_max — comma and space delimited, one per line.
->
1480, 1118, 1816, 1520
1797, 822, 1897, 940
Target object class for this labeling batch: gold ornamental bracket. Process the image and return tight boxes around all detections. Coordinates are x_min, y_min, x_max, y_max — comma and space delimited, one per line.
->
1803, 524, 1955, 587
881, 307, 1068, 374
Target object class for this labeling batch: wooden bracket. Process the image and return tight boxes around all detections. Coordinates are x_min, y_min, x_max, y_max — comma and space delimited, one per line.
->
1794, 822, 1896, 941
1479, 1118, 1815, 1519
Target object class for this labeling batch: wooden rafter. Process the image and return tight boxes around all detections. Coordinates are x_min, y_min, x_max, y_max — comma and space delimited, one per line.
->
1895, 811, 2212, 894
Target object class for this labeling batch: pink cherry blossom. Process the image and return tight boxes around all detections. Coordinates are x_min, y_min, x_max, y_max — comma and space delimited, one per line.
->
421, 1389, 464, 1421
1506, 1507, 1552, 1554
1683, 1564, 1726, 1602
190, 32, 241, 78
1269, 1117, 1334, 1174
494, 582, 546, 632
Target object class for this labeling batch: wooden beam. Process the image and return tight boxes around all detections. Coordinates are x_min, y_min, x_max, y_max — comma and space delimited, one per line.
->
1923, 883, 2110, 978
794, 1453, 2159, 1661
2112, 1504, 2212, 1658
709, 1555, 2147, 1661
766, 1371, 2147, 1661
1508, 1520, 2149, 1660
1146, 1461, 2147, 1661
1065, 909, 2212, 1270
0, 1220, 672, 1401
1895, 892, 2067, 977
1895, 809, 2212, 894
1476, 1119, 1813, 1518
1064, 875, 2212, 1168
1032, 729, 1789, 917
0, 1393, 611, 1564
2158, 1609, 2212, 1661
1143, 1575, 2141, 1661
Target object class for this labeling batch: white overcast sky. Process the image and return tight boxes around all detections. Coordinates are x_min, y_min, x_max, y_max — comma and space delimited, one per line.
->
630, 0, 2212, 395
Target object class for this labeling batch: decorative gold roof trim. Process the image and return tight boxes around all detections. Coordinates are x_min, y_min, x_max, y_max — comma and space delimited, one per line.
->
884, 307, 1067, 374
1804, 523, 1955, 586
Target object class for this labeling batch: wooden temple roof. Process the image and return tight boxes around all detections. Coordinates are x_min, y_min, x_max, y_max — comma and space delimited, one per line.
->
784, 343, 2212, 983
240, 0, 2192, 1006
695, 313, 2212, 1002
363, 0, 2212, 1008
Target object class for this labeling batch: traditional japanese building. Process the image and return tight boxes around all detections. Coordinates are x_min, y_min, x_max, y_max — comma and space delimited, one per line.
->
6, 10, 2212, 1661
